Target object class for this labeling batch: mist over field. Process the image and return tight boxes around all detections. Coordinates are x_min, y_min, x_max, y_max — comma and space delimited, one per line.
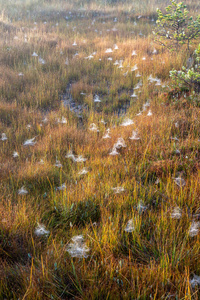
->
0, 0, 200, 299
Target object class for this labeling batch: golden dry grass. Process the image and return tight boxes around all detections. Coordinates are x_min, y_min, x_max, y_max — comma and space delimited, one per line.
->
0, 0, 200, 299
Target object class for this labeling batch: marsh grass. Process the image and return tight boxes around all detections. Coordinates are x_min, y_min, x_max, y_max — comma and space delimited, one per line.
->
0, 0, 200, 299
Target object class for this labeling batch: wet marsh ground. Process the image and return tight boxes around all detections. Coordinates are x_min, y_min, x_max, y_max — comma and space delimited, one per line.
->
0, 0, 200, 299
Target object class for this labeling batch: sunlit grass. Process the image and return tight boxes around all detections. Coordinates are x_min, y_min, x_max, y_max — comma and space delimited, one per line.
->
0, 0, 200, 299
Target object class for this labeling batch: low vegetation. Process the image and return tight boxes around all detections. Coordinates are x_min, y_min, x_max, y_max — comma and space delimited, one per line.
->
0, 0, 200, 299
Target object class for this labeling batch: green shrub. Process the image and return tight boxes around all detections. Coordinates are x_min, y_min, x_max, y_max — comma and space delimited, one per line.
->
154, 0, 200, 51
170, 44, 200, 92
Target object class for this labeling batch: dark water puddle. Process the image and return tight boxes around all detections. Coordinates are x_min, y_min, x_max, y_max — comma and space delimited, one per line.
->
61, 84, 88, 118
61, 82, 132, 125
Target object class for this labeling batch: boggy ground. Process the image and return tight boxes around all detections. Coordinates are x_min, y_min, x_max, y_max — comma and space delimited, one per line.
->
0, 0, 200, 299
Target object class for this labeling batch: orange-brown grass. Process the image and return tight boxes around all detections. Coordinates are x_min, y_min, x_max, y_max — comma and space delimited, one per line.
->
0, 0, 200, 299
